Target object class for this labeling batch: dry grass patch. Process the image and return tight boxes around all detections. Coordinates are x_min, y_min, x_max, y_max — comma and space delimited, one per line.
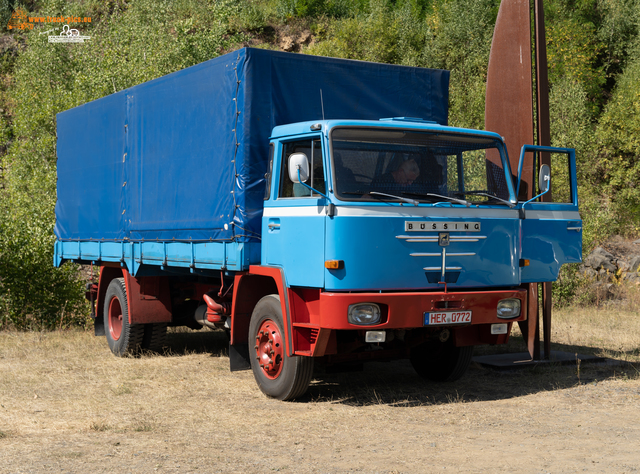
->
1, 313, 640, 473
89, 420, 111, 432
553, 305, 640, 362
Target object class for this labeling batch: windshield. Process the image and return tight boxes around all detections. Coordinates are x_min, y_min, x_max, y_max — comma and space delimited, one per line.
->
331, 127, 514, 204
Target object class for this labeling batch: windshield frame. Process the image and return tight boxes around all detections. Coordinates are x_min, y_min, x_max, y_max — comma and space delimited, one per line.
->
328, 125, 516, 205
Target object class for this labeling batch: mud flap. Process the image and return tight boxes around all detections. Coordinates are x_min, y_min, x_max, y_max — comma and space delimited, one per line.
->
94, 319, 105, 337
229, 343, 251, 371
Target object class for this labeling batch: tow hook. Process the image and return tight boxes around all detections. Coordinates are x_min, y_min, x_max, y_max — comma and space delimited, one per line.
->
439, 328, 450, 343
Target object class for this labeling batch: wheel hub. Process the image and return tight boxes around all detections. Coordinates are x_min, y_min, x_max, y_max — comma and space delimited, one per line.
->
108, 297, 123, 341
254, 319, 283, 379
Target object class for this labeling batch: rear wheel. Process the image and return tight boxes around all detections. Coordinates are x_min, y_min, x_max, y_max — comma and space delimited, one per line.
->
410, 338, 473, 382
104, 278, 144, 357
249, 295, 314, 401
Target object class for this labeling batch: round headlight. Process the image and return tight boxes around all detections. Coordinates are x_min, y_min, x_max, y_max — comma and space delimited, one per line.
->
348, 303, 381, 325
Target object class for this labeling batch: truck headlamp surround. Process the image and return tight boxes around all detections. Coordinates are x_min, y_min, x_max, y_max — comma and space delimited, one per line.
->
348, 303, 381, 325
497, 298, 521, 319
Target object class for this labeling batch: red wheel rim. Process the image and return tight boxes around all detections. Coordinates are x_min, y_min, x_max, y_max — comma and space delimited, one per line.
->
254, 319, 284, 379
108, 297, 123, 341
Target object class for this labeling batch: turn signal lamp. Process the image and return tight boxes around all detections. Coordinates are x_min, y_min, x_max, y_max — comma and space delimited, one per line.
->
348, 303, 381, 325
325, 260, 344, 270
497, 298, 521, 319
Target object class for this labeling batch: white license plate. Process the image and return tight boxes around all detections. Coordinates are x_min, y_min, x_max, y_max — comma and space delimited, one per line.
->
424, 311, 472, 325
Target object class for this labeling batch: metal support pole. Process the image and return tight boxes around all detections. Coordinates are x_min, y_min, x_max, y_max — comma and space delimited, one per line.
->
534, 0, 553, 360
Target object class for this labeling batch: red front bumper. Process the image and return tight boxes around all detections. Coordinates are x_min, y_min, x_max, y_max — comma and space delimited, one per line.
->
286, 287, 528, 357
312, 288, 527, 329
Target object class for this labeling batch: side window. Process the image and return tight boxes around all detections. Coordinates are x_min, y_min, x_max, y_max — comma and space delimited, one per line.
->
279, 138, 325, 198
519, 150, 573, 204
264, 143, 274, 201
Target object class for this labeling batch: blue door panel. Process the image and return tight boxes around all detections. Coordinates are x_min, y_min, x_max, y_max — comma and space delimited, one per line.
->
517, 145, 582, 283
520, 213, 582, 283
263, 206, 326, 287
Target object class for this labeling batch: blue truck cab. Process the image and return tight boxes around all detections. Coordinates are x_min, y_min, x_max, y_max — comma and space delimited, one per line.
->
264, 119, 581, 290
54, 48, 581, 400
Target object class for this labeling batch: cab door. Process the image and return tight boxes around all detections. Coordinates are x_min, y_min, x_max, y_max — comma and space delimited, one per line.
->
517, 145, 582, 282
262, 135, 327, 288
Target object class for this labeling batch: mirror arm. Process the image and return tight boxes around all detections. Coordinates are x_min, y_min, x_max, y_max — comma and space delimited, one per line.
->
297, 168, 331, 201
521, 186, 550, 209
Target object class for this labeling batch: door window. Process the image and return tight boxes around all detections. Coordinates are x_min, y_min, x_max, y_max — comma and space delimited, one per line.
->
279, 139, 325, 198
518, 149, 574, 204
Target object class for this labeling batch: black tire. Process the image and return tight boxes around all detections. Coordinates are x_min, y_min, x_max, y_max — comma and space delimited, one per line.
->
142, 323, 168, 353
410, 338, 473, 382
249, 294, 314, 401
104, 278, 144, 357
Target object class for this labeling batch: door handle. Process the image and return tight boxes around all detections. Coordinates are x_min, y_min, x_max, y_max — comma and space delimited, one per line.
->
267, 218, 281, 232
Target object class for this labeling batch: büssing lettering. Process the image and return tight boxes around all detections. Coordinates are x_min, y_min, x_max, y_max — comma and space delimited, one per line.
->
406, 221, 480, 232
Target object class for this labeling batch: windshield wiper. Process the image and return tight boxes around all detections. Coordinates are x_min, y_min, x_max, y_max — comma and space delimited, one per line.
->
342, 191, 419, 206
403, 191, 471, 207
453, 191, 515, 208
369, 191, 419, 206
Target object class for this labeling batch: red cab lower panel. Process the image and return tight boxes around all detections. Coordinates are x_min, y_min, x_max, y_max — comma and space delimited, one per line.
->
288, 287, 527, 356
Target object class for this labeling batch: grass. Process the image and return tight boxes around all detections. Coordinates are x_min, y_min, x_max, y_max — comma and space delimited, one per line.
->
89, 420, 111, 432
1, 309, 640, 472
553, 300, 640, 363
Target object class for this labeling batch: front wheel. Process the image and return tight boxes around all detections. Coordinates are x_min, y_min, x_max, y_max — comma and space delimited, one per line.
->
249, 295, 313, 401
104, 278, 144, 357
410, 338, 473, 382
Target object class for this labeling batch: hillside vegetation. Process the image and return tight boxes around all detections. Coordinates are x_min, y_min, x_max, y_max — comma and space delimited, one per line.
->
0, 0, 639, 329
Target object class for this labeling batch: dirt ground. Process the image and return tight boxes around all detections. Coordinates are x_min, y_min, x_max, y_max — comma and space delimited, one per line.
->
1, 309, 640, 474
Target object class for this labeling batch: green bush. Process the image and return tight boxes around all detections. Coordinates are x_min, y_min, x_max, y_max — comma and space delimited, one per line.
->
273, 0, 363, 19
306, 0, 418, 65
307, 0, 498, 129
553, 263, 596, 308
593, 55, 640, 234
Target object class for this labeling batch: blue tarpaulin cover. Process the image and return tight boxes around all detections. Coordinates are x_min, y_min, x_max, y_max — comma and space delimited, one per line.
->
55, 47, 449, 243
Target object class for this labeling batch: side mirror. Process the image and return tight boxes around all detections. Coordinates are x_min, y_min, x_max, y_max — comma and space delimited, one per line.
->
538, 164, 550, 193
288, 153, 309, 183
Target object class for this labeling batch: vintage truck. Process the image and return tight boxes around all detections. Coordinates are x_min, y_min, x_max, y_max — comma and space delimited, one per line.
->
54, 47, 582, 400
